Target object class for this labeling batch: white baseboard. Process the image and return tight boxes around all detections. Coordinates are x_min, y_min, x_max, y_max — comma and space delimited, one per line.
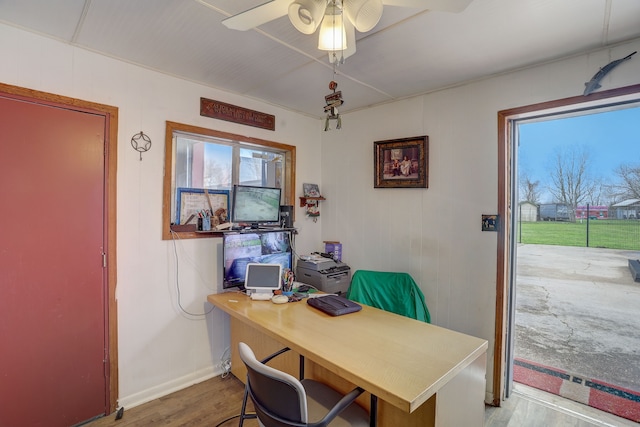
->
485, 390, 495, 405
117, 366, 223, 410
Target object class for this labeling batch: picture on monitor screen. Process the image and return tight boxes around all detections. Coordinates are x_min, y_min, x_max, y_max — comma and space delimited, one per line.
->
231, 185, 281, 226
222, 230, 292, 289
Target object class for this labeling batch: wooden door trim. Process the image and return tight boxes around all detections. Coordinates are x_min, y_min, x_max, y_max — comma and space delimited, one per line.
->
0, 82, 119, 413
494, 83, 640, 406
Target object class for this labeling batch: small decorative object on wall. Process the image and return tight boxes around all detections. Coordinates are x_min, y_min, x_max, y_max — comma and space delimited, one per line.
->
583, 51, 636, 96
301, 183, 323, 222
305, 202, 320, 220
131, 131, 152, 161
482, 214, 499, 232
175, 188, 229, 227
200, 97, 275, 131
374, 135, 428, 188
303, 183, 321, 197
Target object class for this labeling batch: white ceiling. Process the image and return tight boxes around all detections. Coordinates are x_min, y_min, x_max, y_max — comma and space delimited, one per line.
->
1, 0, 639, 118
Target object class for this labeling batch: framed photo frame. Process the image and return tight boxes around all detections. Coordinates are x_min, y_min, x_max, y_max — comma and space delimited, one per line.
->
303, 183, 321, 197
175, 188, 229, 226
374, 135, 428, 188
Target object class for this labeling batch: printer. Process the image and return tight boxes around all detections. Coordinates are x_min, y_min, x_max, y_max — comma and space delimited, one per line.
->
296, 256, 351, 295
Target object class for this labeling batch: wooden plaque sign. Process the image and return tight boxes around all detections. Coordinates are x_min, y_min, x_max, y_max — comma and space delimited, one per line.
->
200, 98, 275, 131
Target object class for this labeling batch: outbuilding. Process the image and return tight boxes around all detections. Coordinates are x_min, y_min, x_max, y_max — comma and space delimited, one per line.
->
611, 199, 640, 219
519, 201, 538, 222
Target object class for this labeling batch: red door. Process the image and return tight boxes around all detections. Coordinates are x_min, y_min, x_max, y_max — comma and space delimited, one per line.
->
0, 96, 108, 426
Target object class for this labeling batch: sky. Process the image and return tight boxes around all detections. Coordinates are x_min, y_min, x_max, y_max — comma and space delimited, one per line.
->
517, 104, 640, 203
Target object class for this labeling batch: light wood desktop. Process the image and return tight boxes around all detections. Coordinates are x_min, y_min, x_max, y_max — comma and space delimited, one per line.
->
207, 293, 488, 427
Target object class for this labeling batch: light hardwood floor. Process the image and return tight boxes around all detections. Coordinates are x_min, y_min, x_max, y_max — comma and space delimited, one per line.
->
85, 375, 258, 427
85, 377, 637, 427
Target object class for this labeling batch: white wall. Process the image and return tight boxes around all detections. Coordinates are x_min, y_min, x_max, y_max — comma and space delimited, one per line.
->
0, 23, 325, 408
320, 38, 640, 403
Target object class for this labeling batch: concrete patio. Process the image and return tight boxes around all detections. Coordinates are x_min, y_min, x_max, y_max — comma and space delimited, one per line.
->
514, 244, 640, 421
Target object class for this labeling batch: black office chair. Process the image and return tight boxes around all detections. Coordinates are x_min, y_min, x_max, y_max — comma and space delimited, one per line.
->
238, 342, 370, 427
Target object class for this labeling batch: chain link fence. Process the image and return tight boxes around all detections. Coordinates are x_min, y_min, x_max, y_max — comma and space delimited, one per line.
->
517, 215, 640, 250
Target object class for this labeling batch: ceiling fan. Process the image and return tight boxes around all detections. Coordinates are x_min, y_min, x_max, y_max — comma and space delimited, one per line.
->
222, 0, 473, 63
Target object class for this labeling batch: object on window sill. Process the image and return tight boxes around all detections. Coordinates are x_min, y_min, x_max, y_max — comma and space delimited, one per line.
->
170, 224, 197, 232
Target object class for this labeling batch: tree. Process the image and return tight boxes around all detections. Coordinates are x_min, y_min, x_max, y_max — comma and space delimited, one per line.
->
547, 145, 595, 220
610, 163, 640, 201
585, 181, 611, 206
519, 173, 541, 204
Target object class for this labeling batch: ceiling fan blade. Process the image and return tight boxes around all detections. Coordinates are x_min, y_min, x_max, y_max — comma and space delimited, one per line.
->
381, 0, 473, 13
222, 0, 292, 31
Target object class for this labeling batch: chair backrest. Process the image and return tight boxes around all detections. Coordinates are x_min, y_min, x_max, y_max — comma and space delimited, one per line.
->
238, 342, 308, 427
346, 270, 431, 323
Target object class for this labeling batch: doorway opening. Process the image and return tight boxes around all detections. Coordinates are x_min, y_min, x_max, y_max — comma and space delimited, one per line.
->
514, 104, 640, 423
495, 84, 640, 424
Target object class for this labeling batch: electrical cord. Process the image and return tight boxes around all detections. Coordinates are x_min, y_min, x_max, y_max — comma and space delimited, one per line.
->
220, 346, 231, 378
170, 230, 215, 318
170, 230, 217, 290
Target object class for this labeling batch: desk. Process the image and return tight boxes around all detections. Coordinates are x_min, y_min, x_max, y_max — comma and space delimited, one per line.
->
208, 293, 488, 426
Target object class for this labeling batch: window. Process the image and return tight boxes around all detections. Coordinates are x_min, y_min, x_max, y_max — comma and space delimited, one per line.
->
162, 121, 296, 239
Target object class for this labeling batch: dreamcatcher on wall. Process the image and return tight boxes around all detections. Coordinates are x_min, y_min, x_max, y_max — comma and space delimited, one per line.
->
131, 131, 151, 161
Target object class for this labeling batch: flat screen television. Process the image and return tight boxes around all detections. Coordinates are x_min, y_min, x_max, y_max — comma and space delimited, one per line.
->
222, 229, 292, 290
231, 184, 281, 228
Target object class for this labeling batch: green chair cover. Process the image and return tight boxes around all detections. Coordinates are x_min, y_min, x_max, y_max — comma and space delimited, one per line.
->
346, 270, 430, 323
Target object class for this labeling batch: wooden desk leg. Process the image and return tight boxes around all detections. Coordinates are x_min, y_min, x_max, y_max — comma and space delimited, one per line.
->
370, 395, 378, 427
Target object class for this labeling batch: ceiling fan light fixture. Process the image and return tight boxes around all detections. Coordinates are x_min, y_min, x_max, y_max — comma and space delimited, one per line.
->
344, 0, 383, 32
288, 0, 328, 35
318, 3, 347, 51
328, 19, 356, 63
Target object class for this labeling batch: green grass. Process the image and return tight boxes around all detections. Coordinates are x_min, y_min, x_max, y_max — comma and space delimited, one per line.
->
517, 220, 640, 250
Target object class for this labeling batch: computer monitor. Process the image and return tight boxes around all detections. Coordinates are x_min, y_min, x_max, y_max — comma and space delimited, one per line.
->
231, 184, 281, 228
244, 263, 282, 297
222, 230, 292, 290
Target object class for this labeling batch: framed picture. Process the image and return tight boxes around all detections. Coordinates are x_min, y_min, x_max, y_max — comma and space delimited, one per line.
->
175, 188, 229, 226
303, 183, 321, 197
374, 136, 428, 188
